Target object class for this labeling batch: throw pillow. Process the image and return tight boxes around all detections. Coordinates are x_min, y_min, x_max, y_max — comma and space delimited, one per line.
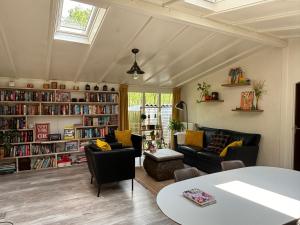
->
96, 139, 111, 151
185, 130, 204, 148
219, 140, 243, 157
207, 134, 230, 154
114, 130, 132, 147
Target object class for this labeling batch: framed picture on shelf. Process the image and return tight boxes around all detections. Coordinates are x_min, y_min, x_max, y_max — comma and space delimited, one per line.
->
56, 91, 71, 102
64, 127, 75, 140
35, 123, 49, 141
240, 91, 254, 110
65, 141, 78, 152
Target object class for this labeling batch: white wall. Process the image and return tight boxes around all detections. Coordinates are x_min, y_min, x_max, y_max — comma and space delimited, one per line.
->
0, 77, 119, 135
181, 47, 284, 166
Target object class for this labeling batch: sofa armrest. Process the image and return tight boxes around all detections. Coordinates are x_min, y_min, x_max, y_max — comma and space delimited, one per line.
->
131, 134, 142, 157
173, 132, 186, 150
224, 146, 259, 166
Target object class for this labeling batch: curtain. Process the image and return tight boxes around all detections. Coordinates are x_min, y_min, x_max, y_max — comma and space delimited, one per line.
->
119, 84, 129, 131
172, 87, 181, 121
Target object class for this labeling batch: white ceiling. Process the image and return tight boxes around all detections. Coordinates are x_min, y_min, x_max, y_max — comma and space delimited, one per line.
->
0, 0, 299, 87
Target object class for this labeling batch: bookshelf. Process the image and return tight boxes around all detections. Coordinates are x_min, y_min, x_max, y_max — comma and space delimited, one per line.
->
0, 87, 119, 173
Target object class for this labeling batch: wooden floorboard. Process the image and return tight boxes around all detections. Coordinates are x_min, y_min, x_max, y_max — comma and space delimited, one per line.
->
0, 165, 177, 225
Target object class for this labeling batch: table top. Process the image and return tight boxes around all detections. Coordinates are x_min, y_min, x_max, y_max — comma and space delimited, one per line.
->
144, 148, 184, 161
156, 166, 300, 225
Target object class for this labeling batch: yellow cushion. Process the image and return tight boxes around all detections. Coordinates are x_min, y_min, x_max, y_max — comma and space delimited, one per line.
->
96, 139, 111, 151
114, 130, 132, 147
220, 140, 243, 157
185, 130, 204, 148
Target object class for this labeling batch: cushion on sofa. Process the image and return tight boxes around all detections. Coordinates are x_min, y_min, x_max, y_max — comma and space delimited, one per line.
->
185, 130, 204, 147
197, 127, 219, 147
177, 145, 203, 157
207, 134, 230, 154
219, 140, 243, 157
219, 129, 261, 146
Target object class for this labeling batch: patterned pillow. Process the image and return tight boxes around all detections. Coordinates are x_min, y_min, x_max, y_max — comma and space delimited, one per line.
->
207, 134, 230, 154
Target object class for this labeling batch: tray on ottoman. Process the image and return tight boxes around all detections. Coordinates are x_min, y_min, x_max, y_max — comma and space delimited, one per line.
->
143, 149, 184, 181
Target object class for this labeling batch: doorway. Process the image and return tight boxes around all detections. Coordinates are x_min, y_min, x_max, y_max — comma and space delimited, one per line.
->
294, 83, 300, 171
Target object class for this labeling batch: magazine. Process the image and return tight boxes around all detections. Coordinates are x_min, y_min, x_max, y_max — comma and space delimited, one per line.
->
183, 188, 216, 207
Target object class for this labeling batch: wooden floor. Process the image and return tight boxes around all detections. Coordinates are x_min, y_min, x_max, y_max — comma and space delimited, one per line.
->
0, 165, 177, 225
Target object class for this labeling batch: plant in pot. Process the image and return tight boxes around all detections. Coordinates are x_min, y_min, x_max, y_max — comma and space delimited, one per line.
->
150, 130, 155, 140
197, 82, 211, 102
0, 130, 19, 159
168, 119, 185, 132
252, 80, 266, 110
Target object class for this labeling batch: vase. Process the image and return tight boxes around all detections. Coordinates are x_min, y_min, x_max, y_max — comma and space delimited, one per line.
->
255, 98, 259, 110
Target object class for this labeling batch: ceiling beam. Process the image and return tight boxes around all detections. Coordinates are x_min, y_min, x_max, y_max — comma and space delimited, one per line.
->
121, 24, 188, 84
233, 10, 300, 25
174, 45, 262, 87
162, 0, 180, 7
143, 33, 216, 82
0, 23, 17, 77
46, 0, 58, 80
101, 0, 287, 47
168, 39, 241, 82
259, 25, 300, 33
98, 16, 153, 83
73, 8, 110, 82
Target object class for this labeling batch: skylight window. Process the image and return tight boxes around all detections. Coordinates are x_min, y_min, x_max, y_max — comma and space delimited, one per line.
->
54, 0, 106, 44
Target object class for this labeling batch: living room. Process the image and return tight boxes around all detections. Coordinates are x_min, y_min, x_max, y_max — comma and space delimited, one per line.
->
1, 0, 300, 224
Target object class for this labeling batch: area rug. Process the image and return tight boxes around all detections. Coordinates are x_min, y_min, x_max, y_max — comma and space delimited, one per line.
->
135, 167, 174, 195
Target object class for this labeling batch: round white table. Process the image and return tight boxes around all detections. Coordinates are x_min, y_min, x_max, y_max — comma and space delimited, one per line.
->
157, 167, 300, 225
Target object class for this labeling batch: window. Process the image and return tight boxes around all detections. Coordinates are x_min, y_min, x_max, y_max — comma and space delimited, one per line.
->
128, 92, 143, 134
54, 0, 106, 44
128, 92, 173, 146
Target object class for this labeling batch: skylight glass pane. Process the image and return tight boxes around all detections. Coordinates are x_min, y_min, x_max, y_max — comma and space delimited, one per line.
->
60, 0, 94, 33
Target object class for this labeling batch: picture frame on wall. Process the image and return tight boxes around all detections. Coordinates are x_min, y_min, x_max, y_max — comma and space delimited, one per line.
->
240, 91, 254, 110
35, 123, 50, 141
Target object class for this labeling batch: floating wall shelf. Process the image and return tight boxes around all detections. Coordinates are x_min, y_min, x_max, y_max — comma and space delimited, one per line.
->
232, 109, 264, 112
221, 83, 251, 87
197, 100, 224, 103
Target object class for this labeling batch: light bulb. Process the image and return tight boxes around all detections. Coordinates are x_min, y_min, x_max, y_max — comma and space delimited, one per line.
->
133, 72, 139, 80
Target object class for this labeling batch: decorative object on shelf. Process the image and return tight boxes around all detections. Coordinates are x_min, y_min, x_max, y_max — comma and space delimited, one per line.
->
102, 85, 108, 91
56, 91, 70, 102
49, 133, 61, 141
43, 83, 50, 89
79, 98, 85, 102
35, 123, 50, 141
85, 84, 90, 90
8, 81, 15, 87
71, 98, 77, 102
150, 130, 155, 140
94, 85, 99, 91
27, 83, 34, 88
73, 85, 79, 90
196, 82, 211, 103
51, 82, 58, 89
111, 87, 115, 91
211, 92, 219, 100
64, 127, 75, 140
252, 80, 266, 110
127, 48, 145, 80
175, 101, 189, 129
59, 84, 66, 89
168, 119, 185, 132
141, 113, 146, 122
240, 91, 254, 110
228, 67, 250, 85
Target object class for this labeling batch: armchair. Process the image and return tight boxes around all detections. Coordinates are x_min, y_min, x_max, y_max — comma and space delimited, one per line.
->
85, 144, 135, 197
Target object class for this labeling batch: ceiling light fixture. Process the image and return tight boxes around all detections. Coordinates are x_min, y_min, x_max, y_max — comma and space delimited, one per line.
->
127, 48, 145, 80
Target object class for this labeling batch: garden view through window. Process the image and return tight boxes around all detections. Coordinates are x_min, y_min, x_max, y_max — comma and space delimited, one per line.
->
128, 92, 172, 147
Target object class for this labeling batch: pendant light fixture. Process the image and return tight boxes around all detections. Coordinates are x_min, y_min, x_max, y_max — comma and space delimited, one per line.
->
127, 48, 145, 80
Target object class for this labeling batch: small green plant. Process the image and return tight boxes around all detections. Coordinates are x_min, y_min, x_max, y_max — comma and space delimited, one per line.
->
0, 130, 20, 156
168, 119, 185, 132
197, 82, 211, 102
252, 80, 266, 109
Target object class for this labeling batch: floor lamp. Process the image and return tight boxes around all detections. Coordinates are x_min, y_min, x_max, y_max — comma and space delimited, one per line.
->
175, 101, 188, 130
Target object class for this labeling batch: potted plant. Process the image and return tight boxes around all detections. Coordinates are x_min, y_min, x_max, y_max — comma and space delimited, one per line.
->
168, 119, 185, 132
150, 130, 155, 140
252, 80, 266, 110
197, 82, 211, 102
0, 130, 19, 159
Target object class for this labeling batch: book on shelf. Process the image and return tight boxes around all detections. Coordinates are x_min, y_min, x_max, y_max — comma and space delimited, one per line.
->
0, 104, 39, 115
0, 89, 55, 102
32, 144, 55, 155
85, 93, 118, 103
41, 104, 69, 115
183, 188, 216, 207
12, 144, 31, 157
31, 156, 56, 170
0, 117, 26, 129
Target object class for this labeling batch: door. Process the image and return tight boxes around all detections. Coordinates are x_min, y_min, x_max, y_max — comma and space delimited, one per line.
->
294, 83, 300, 171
